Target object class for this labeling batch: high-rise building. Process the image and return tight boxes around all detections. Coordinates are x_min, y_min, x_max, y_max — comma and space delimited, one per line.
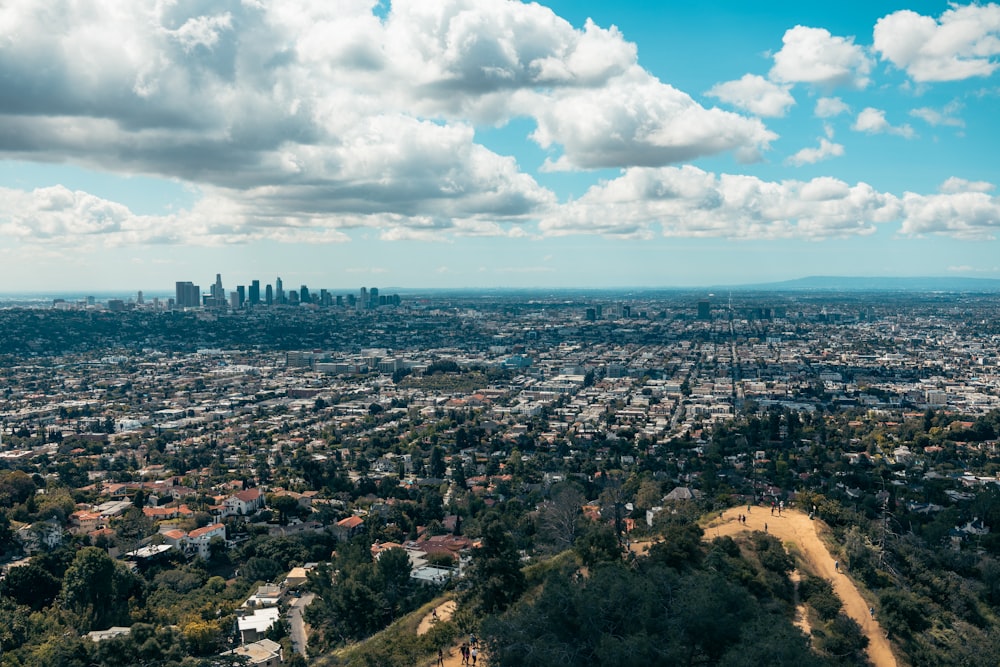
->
275, 277, 284, 304
369, 287, 379, 308
300, 285, 310, 304
697, 300, 711, 320
265, 284, 273, 305
175, 281, 200, 308
249, 280, 260, 305
236, 285, 246, 308
358, 287, 368, 311
210, 273, 225, 307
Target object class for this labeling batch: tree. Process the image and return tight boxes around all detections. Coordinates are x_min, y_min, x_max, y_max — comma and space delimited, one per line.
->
0, 561, 61, 609
537, 484, 584, 553
464, 513, 525, 615
61, 546, 139, 631
376, 547, 413, 617
268, 493, 303, 526
429, 446, 446, 479
574, 523, 621, 566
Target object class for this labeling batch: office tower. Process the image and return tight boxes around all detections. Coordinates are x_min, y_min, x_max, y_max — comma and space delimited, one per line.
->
236, 285, 246, 308
136, 291, 144, 305
265, 284, 273, 305
697, 300, 711, 320
300, 285, 311, 304
369, 287, 379, 308
275, 276, 284, 304
249, 280, 260, 305
210, 273, 225, 307
358, 287, 368, 311
175, 281, 200, 308
336, 295, 343, 307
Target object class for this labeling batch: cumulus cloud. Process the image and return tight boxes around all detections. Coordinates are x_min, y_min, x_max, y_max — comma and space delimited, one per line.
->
815, 97, 850, 118
706, 74, 796, 117
770, 26, 872, 88
532, 67, 776, 170
540, 167, 901, 240
0, 0, 778, 244
852, 107, 916, 138
786, 138, 845, 166
873, 4, 1000, 82
900, 189, 1000, 238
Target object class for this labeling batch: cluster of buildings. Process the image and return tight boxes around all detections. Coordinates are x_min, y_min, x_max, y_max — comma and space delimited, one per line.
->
1, 290, 1000, 659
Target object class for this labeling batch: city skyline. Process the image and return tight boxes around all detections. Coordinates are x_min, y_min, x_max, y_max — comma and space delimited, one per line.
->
2, 0, 999, 290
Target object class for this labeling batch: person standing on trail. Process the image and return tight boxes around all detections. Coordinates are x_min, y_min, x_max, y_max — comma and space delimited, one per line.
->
835, 560, 839, 572
437, 648, 445, 666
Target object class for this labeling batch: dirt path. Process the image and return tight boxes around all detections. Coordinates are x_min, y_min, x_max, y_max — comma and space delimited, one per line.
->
708, 507, 897, 667
417, 599, 456, 636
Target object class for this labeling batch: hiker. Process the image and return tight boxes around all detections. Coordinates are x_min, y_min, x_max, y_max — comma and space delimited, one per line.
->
835, 560, 839, 572
460, 643, 469, 664
870, 607, 875, 618
471, 646, 478, 666
764, 522, 768, 533
437, 648, 445, 666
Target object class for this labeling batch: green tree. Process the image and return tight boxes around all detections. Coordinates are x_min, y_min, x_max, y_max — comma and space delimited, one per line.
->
465, 513, 526, 615
0, 561, 61, 609
61, 546, 139, 631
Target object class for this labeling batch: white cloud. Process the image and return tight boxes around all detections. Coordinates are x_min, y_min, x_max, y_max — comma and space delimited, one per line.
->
540, 166, 901, 240
0, 0, 776, 244
873, 4, 1000, 82
706, 74, 796, 117
900, 189, 1000, 238
770, 26, 872, 88
939, 177, 995, 193
910, 102, 965, 127
786, 138, 845, 166
532, 67, 776, 170
815, 97, 850, 118
852, 107, 915, 138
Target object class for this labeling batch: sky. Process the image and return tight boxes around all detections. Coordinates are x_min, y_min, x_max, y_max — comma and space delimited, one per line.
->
1, 0, 999, 292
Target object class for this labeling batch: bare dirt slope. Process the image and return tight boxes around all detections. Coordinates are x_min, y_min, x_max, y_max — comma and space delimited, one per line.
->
417, 599, 456, 636
709, 507, 897, 667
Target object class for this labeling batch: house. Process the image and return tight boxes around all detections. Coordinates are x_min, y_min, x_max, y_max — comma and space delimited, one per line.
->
237, 607, 281, 644
16, 517, 64, 554
334, 515, 365, 541
222, 638, 283, 667
224, 488, 265, 517
186, 523, 226, 559
69, 510, 103, 535
160, 528, 188, 552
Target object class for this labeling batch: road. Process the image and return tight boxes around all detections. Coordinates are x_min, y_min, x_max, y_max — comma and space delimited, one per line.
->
710, 508, 897, 667
287, 592, 316, 657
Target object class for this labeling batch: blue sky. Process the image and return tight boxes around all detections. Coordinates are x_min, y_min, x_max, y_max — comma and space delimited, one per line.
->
1, 0, 998, 291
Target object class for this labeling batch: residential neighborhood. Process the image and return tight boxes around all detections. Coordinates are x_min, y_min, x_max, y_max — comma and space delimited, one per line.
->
1, 288, 1000, 665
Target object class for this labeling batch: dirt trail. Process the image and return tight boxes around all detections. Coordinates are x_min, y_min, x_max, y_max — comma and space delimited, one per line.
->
417, 599, 456, 636
417, 600, 483, 667
708, 507, 897, 667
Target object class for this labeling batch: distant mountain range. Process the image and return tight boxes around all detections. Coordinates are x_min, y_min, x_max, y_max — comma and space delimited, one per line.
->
728, 276, 1000, 292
